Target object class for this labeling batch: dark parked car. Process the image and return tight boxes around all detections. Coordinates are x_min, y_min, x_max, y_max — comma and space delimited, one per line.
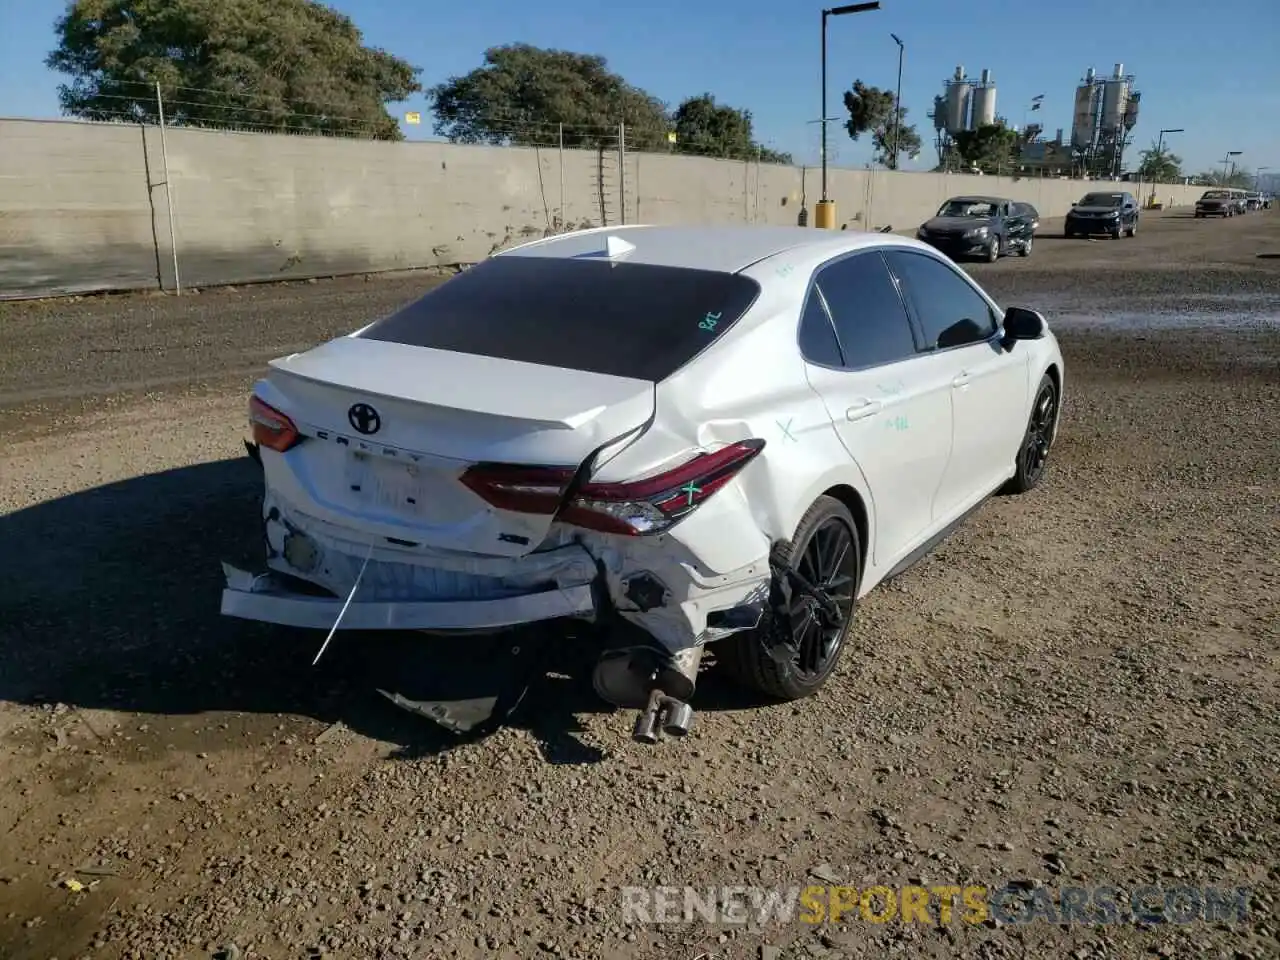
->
1195, 190, 1236, 218
915, 195, 1034, 262
1064, 191, 1140, 238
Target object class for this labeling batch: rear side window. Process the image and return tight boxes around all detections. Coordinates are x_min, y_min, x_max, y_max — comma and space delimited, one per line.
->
884, 250, 996, 350
359, 255, 761, 382
797, 288, 843, 367
814, 252, 917, 369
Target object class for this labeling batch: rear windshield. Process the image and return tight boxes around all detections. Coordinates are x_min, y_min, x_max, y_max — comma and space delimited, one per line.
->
358, 254, 761, 382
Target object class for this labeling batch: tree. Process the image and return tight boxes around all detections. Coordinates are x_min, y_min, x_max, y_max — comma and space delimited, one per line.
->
840, 80, 919, 168
671, 94, 792, 163
46, 0, 422, 140
952, 122, 1020, 174
1197, 168, 1254, 189
873, 110, 921, 170
430, 44, 669, 151
1137, 141, 1183, 182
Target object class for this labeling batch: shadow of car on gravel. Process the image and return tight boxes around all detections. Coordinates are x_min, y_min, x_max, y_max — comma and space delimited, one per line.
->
0, 457, 774, 765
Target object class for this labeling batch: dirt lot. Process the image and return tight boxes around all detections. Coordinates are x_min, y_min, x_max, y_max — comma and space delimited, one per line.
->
1, 210, 1278, 960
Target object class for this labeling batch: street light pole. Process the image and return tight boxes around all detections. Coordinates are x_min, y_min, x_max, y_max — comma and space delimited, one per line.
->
818, 1, 880, 228
1149, 127, 1183, 206
890, 33, 904, 171
1222, 150, 1241, 185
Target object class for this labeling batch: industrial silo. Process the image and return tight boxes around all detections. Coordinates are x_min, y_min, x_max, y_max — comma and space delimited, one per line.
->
1101, 63, 1129, 129
945, 66, 972, 135
1124, 89, 1141, 130
971, 69, 997, 128
1070, 78, 1098, 150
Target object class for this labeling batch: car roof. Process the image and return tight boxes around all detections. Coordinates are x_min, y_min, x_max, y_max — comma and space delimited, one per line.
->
497, 223, 912, 274
946, 195, 1007, 204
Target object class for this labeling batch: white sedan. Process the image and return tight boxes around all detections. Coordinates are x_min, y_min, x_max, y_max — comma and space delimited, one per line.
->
222, 224, 1064, 742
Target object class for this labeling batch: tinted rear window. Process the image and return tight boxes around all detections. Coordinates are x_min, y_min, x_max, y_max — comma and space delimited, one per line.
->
358, 255, 761, 382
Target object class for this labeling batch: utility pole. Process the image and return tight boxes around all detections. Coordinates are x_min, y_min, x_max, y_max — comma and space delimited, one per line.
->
818, 2, 880, 228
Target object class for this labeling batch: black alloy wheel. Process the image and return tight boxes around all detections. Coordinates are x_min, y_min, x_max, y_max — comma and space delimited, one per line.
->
789, 517, 857, 682
1023, 381, 1057, 483
1001, 374, 1059, 495
722, 496, 860, 701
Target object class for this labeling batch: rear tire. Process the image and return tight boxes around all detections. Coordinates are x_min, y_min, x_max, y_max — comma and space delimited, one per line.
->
721, 496, 860, 702
1001, 373, 1059, 495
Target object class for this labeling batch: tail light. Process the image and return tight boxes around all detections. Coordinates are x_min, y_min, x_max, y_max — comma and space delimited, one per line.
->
460, 439, 766, 536
249, 395, 302, 452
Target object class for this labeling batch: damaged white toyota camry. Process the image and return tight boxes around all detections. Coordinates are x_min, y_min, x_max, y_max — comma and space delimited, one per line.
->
221, 224, 1063, 742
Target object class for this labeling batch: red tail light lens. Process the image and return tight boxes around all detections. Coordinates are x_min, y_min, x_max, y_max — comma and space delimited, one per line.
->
460, 439, 766, 536
249, 396, 302, 452
459, 465, 575, 514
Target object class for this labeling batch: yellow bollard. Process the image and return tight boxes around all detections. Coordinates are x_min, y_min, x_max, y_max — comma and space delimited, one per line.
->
814, 200, 837, 229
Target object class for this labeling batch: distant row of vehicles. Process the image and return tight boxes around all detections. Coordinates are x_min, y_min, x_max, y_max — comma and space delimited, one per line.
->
915, 184, 1273, 262
1194, 188, 1273, 218
915, 190, 1143, 261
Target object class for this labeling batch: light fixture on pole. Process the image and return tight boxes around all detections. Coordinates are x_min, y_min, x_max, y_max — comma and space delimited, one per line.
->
890, 33, 904, 171
1148, 127, 1183, 205
818, 1, 880, 228
1222, 150, 1242, 184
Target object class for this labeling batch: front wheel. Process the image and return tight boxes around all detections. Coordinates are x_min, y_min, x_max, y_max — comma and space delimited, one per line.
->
985, 238, 1000, 262
1019, 235, 1033, 257
1001, 373, 1059, 495
1127, 220, 1138, 237
721, 496, 860, 701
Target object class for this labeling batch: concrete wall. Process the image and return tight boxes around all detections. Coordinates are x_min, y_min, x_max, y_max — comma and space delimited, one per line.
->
0, 117, 1210, 299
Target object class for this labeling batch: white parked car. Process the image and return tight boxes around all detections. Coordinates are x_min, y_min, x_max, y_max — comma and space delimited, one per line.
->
222, 225, 1064, 742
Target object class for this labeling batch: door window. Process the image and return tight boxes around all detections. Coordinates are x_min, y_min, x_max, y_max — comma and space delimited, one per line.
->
884, 250, 998, 351
797, 286, 844, 367
813, 252, 917, 370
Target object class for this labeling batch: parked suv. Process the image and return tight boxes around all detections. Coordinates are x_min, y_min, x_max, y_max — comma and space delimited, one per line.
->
915, 196, 1033, 262
1064, 191, 1139, 238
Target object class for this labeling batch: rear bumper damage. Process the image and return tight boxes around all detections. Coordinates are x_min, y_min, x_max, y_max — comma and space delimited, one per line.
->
220, 492, 773, 740
220, 563, 597, 630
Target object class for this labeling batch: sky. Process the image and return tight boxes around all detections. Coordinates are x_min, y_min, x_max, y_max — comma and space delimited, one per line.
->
1, 0, 1277, 176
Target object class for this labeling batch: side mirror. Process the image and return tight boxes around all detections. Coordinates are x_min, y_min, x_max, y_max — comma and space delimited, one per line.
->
1001, 307, 1046, 348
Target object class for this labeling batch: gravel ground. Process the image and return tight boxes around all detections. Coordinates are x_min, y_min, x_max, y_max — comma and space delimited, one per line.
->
1, 210, 1278, 960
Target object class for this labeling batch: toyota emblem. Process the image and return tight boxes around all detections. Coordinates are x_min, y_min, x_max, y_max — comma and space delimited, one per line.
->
347, 403, 381, 435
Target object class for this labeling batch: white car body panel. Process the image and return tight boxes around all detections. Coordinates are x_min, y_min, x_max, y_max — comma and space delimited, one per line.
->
221, 224, 1065, 662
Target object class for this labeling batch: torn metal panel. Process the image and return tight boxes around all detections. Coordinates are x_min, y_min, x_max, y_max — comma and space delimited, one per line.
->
248, 493, 774, 654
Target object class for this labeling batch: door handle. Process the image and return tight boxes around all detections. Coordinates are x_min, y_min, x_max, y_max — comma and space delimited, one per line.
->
845, 399, 882, 422
952, 372, 972, 388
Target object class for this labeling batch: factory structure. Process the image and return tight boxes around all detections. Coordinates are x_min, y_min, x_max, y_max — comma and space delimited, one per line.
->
929, 66, 1001, 171
927, 62, 1142, 179
1069, 64, 1141, 178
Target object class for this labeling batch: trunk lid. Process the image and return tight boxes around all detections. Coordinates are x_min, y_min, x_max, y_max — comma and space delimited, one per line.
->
261, 336, 654, 558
